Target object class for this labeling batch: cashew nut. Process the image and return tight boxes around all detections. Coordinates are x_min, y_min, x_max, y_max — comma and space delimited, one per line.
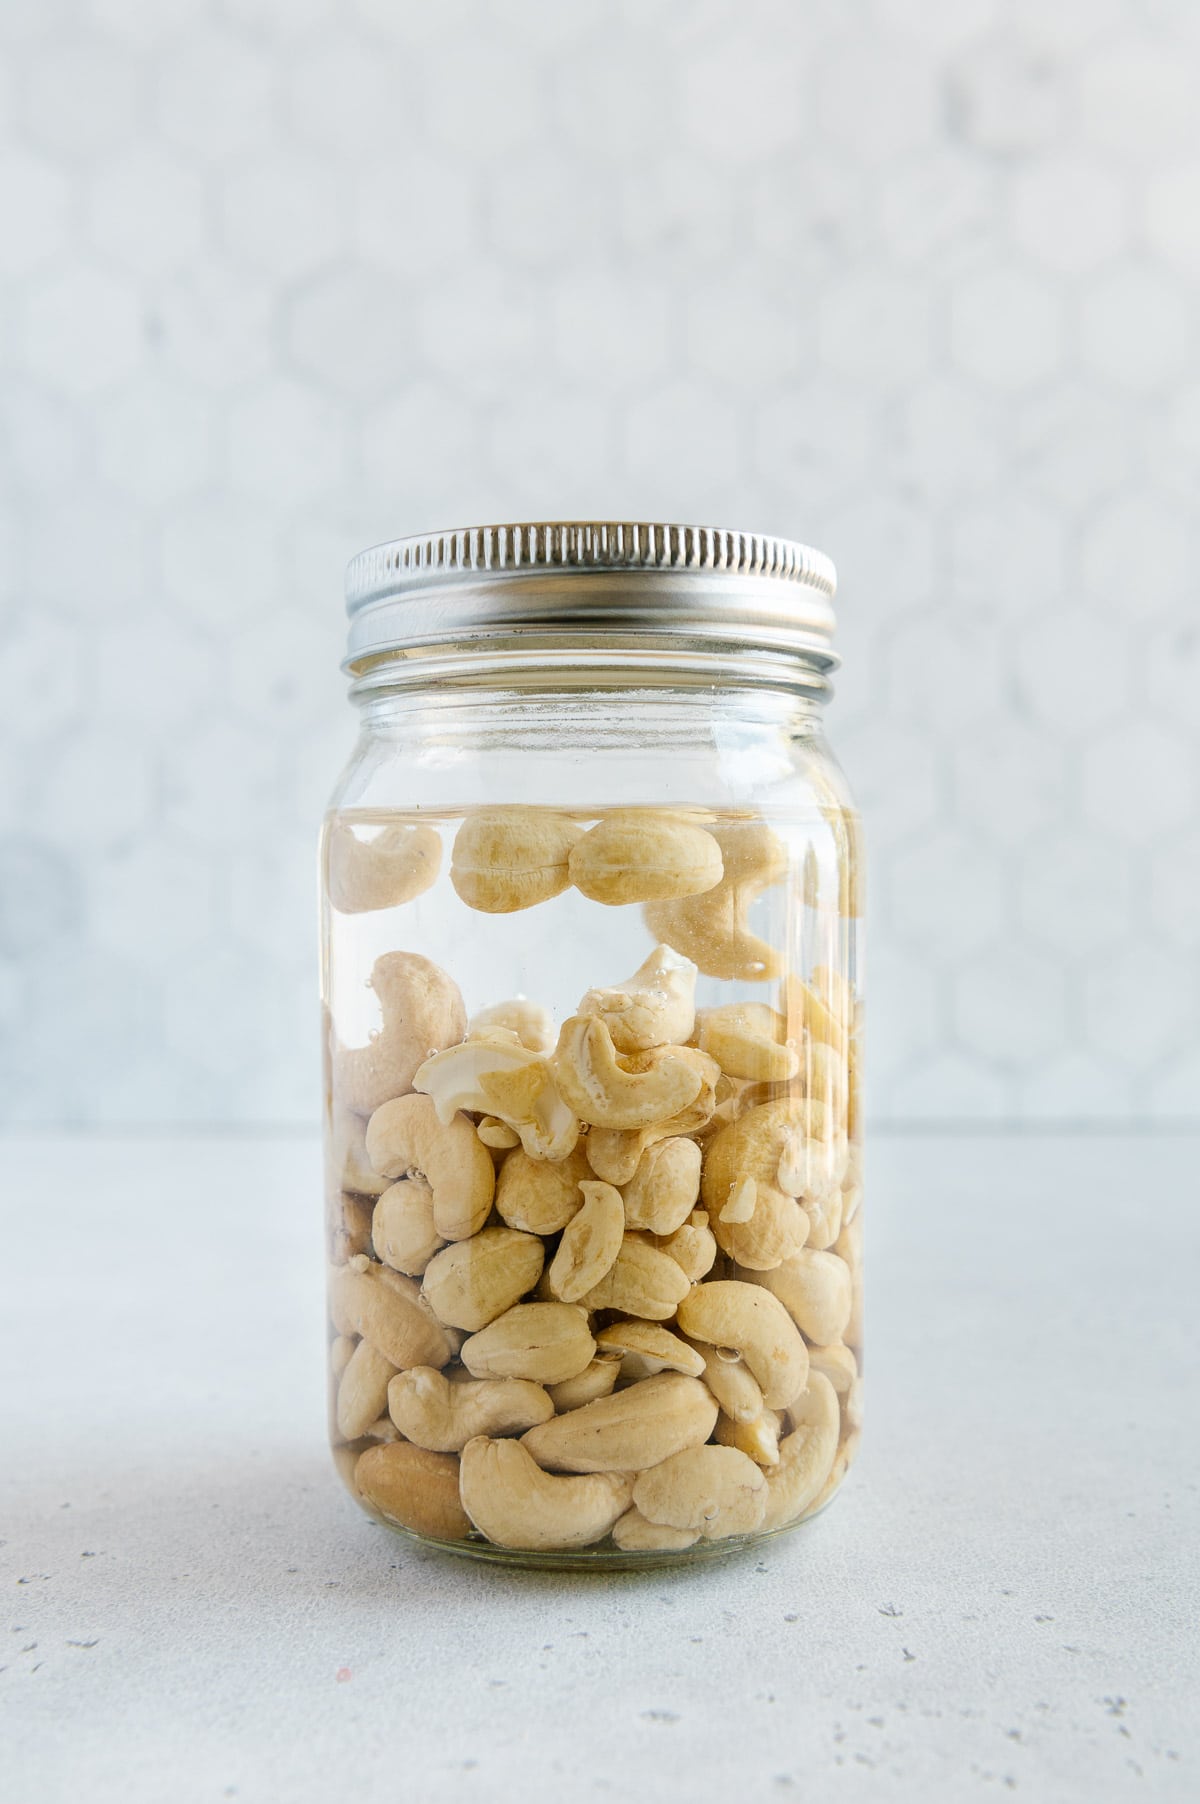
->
414, 1037, 580, 1164
460, 1301, 596, 1385
553, 1015, 715, 1130
697, 1003, 800, 1083
760, 1371, 840, 1530
578, 1234, 692, 1321
689, 1343, 764, 1425
750, 1248, 852, 1347
327, 819, 441, 913
355, 1442, 471, 1540
808, 1341, 858, 1396
494, 1144, 590, 1235
420, 1227, 546, 1331
714, 1407, 782, 1467
335, 1337, 398, 1442
329, 1190, 375, 1264
578, 943, 698, 1053
568, 811, 722, 905
460, 1437, 632, 1550
546, 1356, 621, 1412
781, 973, 847, 1053
365, 1093, 494, 1242
451, 807, 582, 912
700, 1099, 815, 1270
477, 1115, 522, 1150
386, 1365, 553, 1451
611, 1509, 699, 1552
633, 1444, 767, 1540
594, 1321, 707, 1378
676, 1280, 809, 1410
621, 1135, 702, 1235
651, 1211, 717, 1283
645, 820, 787, 982
371, 1177, 444, 1276
583, 1068, 720, 1183
329, 1256, 456, 1371
546, 1180, 625, 1302
520, 1372, 718, 1473
328, 1104, 388, 1197
334, 952, 467, 1117
833, 1212, 864, 1347
329, 1334, 356, 1382
468, 997, 555, 1053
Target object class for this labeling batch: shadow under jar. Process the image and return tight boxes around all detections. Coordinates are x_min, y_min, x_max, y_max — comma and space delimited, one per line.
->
321, 522, 863, 1568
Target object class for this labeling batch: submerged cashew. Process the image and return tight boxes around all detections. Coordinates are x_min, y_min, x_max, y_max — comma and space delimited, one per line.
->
415, 1037, 580, 1164
336, 1337, 398, 1441
781, 974, 847, 1053
494, 1145, 589, 1234
365, 1093, 494, 1242
700, 1099, 816, 1270
808, 1341, 858, 1395
468, 997, 555, 1053
553, 1015, 714, 1130
621, 1136, 702, 1235
521, 1372, 718, 1473
697, 1003, 799, 1083
652, 1211, 717, 1283
690, 1343, 764, 1424
750, 1248, 852, 1347
645, 820, 788, 982
594, 1321, 707, 1378
477, 1116, 521, 1150
568, 811, 722, 905
612, 1508, 699, 1552
714, 1407, 782, 1467
355, 1442, 470, 1540
546, 1356, 621, 1412
546, 1180, 625, 1302
334, 952, 467, 1117
451, 807, 582, 912
677, 1280, 809, 1410
578, 1234, 692, 1320
584, 1070, 720, 1183
328, 1105, 388, 1198
459, 1437, 632, 1550
633, 1445, 767, 1540
578, 943, 698, 1054
834, 1212, 864, 1347
329, 1334, 356, 1382
387, 1365, 553, 1451
329, 1190, 375, 1264
420, 1227, 545, 1331
371, 1177, 445, 1276
461, 1302, 596, 1385
760, 1371, 840, 1530
329, 1256, 456, 1371
327, 819, 441, 913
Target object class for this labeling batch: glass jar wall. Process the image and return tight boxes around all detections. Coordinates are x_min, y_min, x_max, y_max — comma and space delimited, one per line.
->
322, 524, 862, 1567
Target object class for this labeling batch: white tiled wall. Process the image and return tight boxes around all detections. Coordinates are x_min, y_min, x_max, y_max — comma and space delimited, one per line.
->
1, 0, 1197, 1127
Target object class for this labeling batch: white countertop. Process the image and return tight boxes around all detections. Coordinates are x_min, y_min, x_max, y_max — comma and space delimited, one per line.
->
2, 1131, 1196, 1803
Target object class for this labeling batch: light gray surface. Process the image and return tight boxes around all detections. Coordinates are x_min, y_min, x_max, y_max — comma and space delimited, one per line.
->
1, 1131, 1196, 1802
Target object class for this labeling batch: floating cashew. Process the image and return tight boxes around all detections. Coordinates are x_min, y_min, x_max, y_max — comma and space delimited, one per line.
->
386, 1365, 553, 1452
677, 1280, 809, 1410
547, 1356, 621, 1412
414, 1037, 580, 1164
365, 1093, 494, 1242
420, 1227, 545, 1331
568, 811, 722, 905
578, 1234, 692, 1320
645, 820, 787, 982
335, 1337, 398, 1441
371, 1177, 444, 1276
594, 1321, 707, 1378
611, 1508, 699, 1552
651, 1211, 717, 1283
520, 1372, 718, 1473
460, 1301, 596, 1385
329, 1190, 375, 1264
750, 1248, 852, 1347
468, 997, 555, 1053
700, 1099, 815, 1269
697, 1003, 799, 1083
714, 1407, 782, 1467
494, 1145, 589, 1235
459, 1437, 632, 1550
546, 1180, 625, 1302
553, 1015, 714, 1130
633, 1444, 767, 1540
329, 1256, 455, 1371
355, 1442, 471, 1540
578, 943, 698, 1054
621, 1135, 702, 1235
451, 807, 582, 912
327, 819, 441, 913
760, 1371, 840, 1530
334, 952, 467, 1117
689, 1343, 764, 1424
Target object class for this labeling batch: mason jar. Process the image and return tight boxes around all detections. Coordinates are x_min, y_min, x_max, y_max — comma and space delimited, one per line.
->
322, 521, 862, 1567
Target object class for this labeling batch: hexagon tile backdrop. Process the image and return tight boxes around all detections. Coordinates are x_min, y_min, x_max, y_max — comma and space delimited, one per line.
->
1, 0, 1198, 1128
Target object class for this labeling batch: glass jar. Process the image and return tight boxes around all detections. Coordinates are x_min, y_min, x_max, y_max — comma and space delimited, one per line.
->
322, 522, 862, 1567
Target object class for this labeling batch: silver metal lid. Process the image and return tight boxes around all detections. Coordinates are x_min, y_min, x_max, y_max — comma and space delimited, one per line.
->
344, 520, 838, 682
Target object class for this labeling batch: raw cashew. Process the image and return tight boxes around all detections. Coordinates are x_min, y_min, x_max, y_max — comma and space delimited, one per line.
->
697, 1003, 799, 1083
781, 974, 847, 1053
547, 1357, 621, 1412
459, 1437, 632, 1550
329, 1256, 456, 1371
808, 1341, 858, 1395
329, 1334, 356, 1382
494, 1145, 589, 1234
477, 1116, 521, 1150
797, 1038, 848, 1122
371, 1177, 445, 1276
760, 1371, 839, 1530
460, 1302, 596, 1385
355, 1442, 470, 1540
633, 1444, 767, 1540
336, 1338, 399, 1441
690, 1344, 764, 1424
387, 1365, 553, 1451
568, 811, 722, 905
333, 952, 467, 1117
365, 1093, 494, 1242
451, 807, 582, 912
328, 1105, 388, 1197
584, 1070, 720, 1184
751, 1248, 852, 1347
834, 1212, 864, 1347
520, 1372, 718, 1473
468, 997, 555, 1053
701, 1099, 816, 1270
645, 820, 787, 982
612, 1509, 699, 1552
578, 1234, 692, 1320
652, 1211, 717, 1282
553, 1015, 714, 1130
327, 820, 441, 913
546, 1180, 625, 1302
329, 1190, 375, 1264
714, 1407, 782, 1467
621, 1136, 702, 1235
594, 1321, 707, 1378
677, 1280, 809, 1410
415, 1038, 580, 1164
809, 1427, 859, 1518
421, 1227, 545, 1331
578, 943, 698, 1053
